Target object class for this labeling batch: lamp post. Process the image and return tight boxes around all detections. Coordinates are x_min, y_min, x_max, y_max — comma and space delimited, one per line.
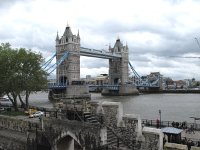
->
159, 109, 161, 128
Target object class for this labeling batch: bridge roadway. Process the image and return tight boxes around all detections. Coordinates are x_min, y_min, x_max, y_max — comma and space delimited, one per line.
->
46, 46, 160, 89
48, 83, 120, 90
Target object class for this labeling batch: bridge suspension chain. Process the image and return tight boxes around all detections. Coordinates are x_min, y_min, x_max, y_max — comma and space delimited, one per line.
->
128, 61, 141, 80
45, 51, 69, 75
41, 53, 56, 69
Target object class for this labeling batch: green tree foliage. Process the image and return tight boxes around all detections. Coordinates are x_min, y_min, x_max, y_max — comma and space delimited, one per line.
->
0, 43, 48, 111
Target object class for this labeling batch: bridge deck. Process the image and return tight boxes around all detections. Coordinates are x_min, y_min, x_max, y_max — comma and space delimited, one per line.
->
48, 83, 120, 91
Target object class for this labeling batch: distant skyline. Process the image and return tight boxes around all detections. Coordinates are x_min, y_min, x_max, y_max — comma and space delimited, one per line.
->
0, 0, 200, 80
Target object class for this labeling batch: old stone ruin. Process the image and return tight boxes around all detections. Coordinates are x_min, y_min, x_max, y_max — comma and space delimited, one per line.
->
0, 99, 200, 150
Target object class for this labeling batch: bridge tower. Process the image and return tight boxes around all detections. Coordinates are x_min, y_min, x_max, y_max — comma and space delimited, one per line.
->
102, 38, 139, 95
56, 25, 80, 85
52, 25, 90, 100
109, 38, 129, 85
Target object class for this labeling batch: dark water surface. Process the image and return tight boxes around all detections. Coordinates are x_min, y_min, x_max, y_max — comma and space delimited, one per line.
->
29, 92, 200, 122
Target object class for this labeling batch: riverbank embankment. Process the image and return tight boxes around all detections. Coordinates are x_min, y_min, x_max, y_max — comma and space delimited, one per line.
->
139, 89, 200, 94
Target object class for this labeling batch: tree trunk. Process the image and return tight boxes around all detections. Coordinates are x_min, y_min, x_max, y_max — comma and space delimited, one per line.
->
9, 92, 18, 111
25, 90, 30, 109
18, 94, 26, 110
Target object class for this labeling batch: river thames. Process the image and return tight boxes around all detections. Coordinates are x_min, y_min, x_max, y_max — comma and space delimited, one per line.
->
29, 92, 200, 123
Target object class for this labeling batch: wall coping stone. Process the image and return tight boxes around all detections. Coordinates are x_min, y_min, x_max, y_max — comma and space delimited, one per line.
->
164, 142, 187, 150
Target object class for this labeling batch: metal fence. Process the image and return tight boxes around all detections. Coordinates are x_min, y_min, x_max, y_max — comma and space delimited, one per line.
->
142, 119, 200, 130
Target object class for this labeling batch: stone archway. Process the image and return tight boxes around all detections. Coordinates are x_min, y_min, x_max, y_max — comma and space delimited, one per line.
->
59, 76, 68, 85
54, 131, 82, 150
57, 135, 74, 150
114, 78, 119, 85
37, 135, 51, 150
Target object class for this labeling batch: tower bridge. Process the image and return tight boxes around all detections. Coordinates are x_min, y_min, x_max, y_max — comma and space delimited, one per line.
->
46, 25, 139, 100
47, 25, 162, 99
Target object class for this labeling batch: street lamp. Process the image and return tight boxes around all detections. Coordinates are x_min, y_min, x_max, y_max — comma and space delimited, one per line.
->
159, 109, 161, 128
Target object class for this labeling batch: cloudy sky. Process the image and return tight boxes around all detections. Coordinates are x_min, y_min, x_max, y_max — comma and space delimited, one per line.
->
1, 0, 200, 80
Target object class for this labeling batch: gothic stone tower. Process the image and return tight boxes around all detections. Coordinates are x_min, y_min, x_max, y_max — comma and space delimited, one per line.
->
102, 38, 139, 96
55, 25, 90, 99
109, 38, 129, 85
56, 25, 80, 85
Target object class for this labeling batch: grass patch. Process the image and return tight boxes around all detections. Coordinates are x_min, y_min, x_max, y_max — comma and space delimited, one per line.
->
0, 110, 25, 116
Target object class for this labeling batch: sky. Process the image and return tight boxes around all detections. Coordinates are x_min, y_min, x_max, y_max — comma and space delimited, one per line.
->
0, 0, 200, 80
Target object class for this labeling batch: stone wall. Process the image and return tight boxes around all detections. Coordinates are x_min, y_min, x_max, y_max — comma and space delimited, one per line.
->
0, 115, 39, 132
43, 118, 102, 149
191, 147, 200, 150
164, 142, 187, 150
118, 84, 139, 95
0, 135, 26, 150
0, 115, 30, 150
66, 85, 91, 99
102, 84, 139, 96
90, 101, 162, 150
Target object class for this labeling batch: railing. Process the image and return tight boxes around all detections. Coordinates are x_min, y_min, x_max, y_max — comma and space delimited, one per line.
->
142, 119, 200, 130
48, 83, 66, 89
89, 84, 120, 91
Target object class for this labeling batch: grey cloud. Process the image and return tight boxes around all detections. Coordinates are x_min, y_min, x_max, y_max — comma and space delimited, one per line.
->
0, 0, 27, 8
80, 57, 108, 68
164, 0, 183, 5
0, 21, 56, 54
80, 19, 200, 59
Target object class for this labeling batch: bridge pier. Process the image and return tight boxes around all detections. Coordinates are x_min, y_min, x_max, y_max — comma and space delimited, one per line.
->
102, 84, 139, 96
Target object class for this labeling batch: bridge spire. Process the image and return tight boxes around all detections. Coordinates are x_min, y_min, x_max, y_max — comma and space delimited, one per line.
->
117, 35, 120, 41
56, 31, 59, 40
126, 41, 128, 49
66, 21, 70, 27
109, 43, 111, 50
63, 24, 73, 37
77, 29, 80, 39
56, 31, 59, 45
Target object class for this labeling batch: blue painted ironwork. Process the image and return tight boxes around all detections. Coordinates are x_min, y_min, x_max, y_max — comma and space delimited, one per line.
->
45, 51, 69, 74
41, 53, 56, 69
48, 83, 66, 89
128, 62, 141, 80
43, 48, 161, 89
48, 83, 120, 91
80, 47, 122, 59
89, 84, 120, 91
43, 47, 121, 76
128, 61, 161, 88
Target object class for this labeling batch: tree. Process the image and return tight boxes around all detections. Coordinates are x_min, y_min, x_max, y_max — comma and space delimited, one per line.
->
0, 43, 48, 111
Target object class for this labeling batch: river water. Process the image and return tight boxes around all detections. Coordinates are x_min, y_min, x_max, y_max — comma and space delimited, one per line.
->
29, 92, 200, 123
